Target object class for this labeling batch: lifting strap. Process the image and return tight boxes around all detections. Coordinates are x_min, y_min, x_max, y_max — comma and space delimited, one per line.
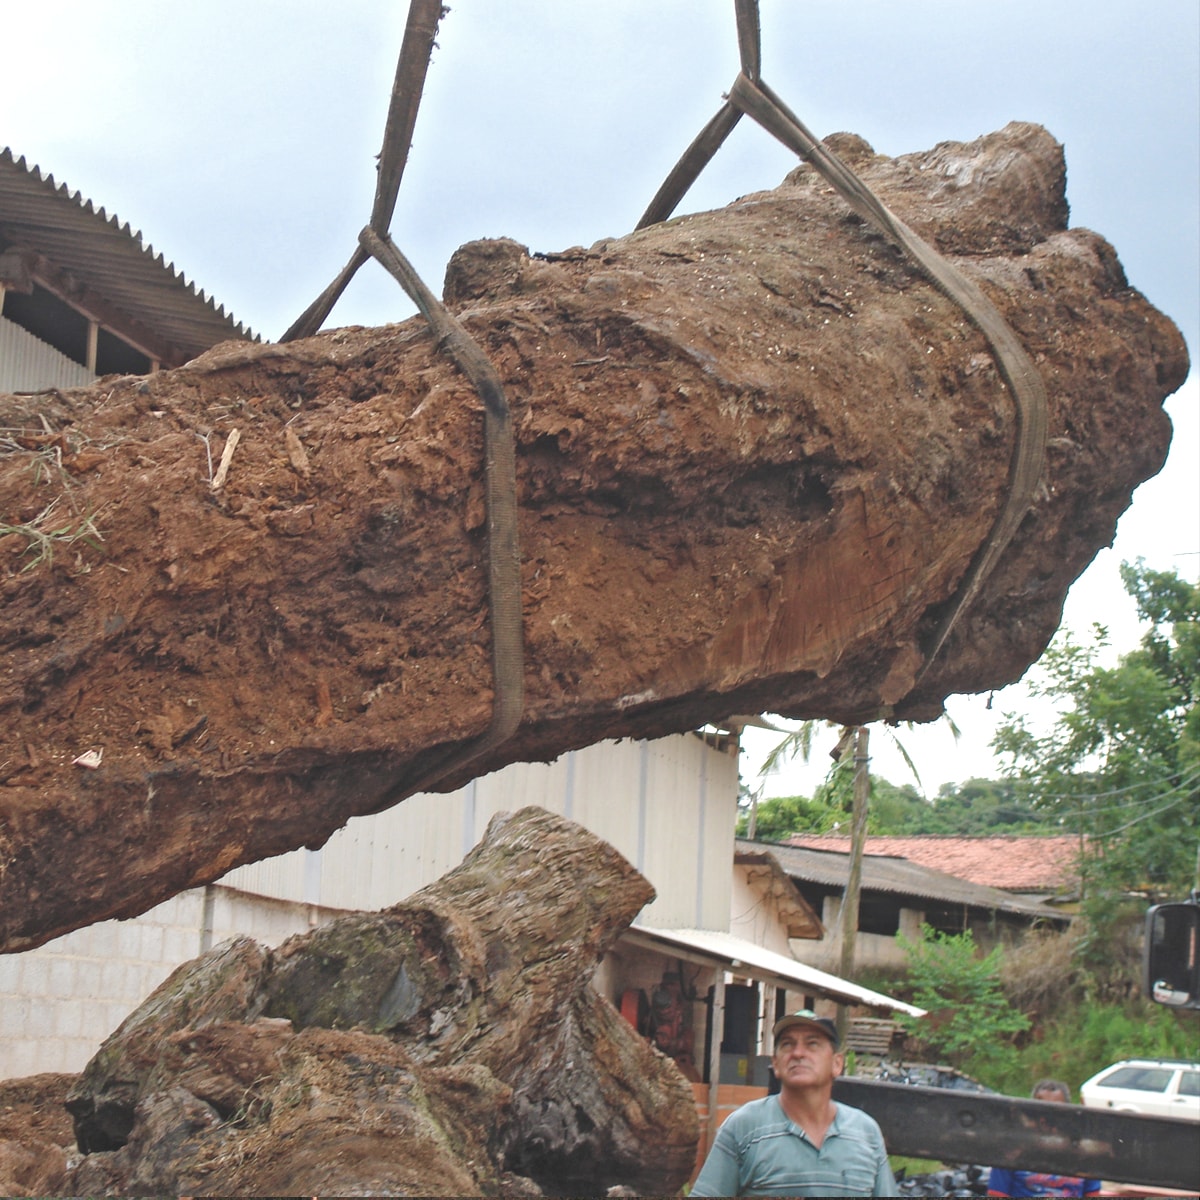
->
639, 0, 1048, 700
283, 0, 525, 809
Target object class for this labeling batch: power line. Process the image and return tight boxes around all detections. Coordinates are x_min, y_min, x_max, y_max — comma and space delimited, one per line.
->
1104, 791, 1195, 837
1031, 769, 1200, 820
1038, 768, 1200, 832
1019, 761, 1200, 805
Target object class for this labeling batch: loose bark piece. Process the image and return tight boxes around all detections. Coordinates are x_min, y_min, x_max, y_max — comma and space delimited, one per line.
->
0, 122, 1188, 951
60, 808, 698, 1197
209, 427, 240, 490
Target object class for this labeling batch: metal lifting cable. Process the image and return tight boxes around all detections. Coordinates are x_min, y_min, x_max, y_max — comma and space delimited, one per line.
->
283, 0, 1047, 783
636, 0, 761, 229
282, 0, 444, 344
283, 0, 525, 808
639, 0, 1048, 699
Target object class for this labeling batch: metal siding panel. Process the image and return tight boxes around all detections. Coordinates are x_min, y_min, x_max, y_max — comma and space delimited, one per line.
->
569, 740, 644, 865
0, 316, 94, 391
639, 734, 737, 930
702, 740, 739, 929
213, 734, 740, 929
219, 850, 306, 904
471, 753, 573, 850
330, 789, 468, 908
639, 738, 697, 928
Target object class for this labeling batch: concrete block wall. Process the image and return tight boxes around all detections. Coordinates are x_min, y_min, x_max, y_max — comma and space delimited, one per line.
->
0, 886, 335, 1082
0, 891, 205, 1079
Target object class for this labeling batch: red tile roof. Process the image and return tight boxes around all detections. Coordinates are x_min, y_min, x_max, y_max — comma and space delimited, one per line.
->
781, 835, 1081, 892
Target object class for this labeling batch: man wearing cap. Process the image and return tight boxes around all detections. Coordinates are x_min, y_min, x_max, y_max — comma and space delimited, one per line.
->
691, 1009, 898, 1197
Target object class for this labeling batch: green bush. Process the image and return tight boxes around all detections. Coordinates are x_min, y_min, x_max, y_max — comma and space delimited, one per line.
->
992, 999, 1200, 1097
896, 925, 1030, 1075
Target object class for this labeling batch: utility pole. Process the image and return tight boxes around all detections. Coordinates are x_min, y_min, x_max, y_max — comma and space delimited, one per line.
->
836, 725, 870, 1047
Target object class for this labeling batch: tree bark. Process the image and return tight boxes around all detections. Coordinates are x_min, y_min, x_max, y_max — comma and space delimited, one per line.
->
62, 807, 699, 1197
0, 121, 1188, 951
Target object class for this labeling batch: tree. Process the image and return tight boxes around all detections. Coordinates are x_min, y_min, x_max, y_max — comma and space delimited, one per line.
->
992, 562, 1199, 971
910, 778, 1043, 834
735, 793, 833, 840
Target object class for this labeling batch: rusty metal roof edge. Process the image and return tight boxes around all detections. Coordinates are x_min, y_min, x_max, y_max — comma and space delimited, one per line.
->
738, 837, 1072, 922
734, 846, 824, 939
2, 146, 257, 343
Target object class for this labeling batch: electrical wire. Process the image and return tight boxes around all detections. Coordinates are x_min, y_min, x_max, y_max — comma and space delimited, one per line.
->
1026, 764, 1197, 801
1104, 790, 1195, 837
1015, 762, 1200, 806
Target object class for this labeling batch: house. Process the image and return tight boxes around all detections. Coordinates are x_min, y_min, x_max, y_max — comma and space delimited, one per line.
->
751, 838, 1072, 974
1, 146, 254, 392
782, 834, 1083, 903
1, 731, 925, 1181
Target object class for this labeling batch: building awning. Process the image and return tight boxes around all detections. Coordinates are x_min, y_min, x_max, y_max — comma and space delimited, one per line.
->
624, 925, 925, 1018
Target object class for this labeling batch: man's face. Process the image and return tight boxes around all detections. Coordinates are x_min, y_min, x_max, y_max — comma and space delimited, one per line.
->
772, 1025, 843, 1091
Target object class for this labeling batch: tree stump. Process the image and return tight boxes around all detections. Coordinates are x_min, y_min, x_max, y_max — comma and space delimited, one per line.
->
63, 807, 699, 1196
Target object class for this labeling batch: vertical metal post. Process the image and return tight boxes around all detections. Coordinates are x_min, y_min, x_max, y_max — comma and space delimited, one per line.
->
707, 972, 726, 1153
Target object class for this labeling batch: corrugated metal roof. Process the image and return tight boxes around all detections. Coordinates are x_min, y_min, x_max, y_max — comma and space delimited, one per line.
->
624, 925, 926, 1017
0, 147, 256, 365
740, 839, 1070, 924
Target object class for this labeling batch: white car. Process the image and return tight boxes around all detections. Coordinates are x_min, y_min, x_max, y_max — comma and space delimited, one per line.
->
1079, 1059, 1200, 1121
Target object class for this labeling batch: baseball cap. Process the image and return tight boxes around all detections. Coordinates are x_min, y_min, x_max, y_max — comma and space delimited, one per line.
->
771, 1009, 840, 1049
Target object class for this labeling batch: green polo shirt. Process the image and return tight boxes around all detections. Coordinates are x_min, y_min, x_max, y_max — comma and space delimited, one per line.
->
691, 1095, 899, 1197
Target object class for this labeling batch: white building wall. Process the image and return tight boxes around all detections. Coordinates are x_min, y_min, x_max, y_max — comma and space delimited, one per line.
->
222, 733, 739, 929
792, 894, 925, 973
728, 867, 798, 958
0, 315, 94, 393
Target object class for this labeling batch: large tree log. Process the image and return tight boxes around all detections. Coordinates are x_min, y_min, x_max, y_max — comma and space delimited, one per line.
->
0, 122, 1187, 951
60, 808, 698, 1197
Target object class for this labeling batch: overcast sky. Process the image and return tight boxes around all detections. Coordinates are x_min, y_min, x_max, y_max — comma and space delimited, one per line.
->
7, 1, 1198, 795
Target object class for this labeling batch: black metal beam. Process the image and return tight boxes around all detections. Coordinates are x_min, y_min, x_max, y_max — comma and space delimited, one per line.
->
832, 1078, 1200, 1191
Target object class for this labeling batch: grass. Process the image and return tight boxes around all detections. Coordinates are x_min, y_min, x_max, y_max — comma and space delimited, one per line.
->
1, 499, 104, 571
891, 1155, 948, 1177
